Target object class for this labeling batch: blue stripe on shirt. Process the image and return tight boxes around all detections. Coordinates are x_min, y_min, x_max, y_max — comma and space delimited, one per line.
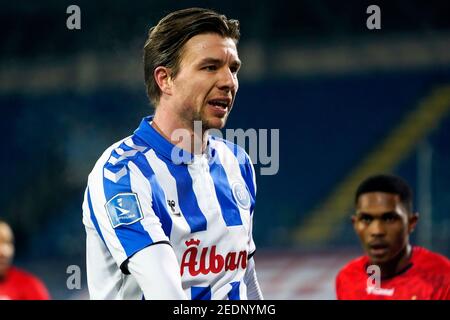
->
87, 188, 106, 246
228, 281, 241, 300
209, 154, 243, 226
165, 162, 207, 233
191, 286, 212, 300
133, 157, 173, 238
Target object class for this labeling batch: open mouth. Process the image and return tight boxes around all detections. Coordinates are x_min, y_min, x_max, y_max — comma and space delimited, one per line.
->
207, 98, 230, 110
368, 243, 389, 256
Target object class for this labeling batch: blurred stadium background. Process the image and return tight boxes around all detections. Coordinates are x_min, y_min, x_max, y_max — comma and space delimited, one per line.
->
1, 0, 450, 299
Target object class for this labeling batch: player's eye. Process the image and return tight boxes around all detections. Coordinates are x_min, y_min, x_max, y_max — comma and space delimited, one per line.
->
203, 65, 217, 71
230, 66, 239, 74
359, 215, 373, 223
382, 213, 398, 222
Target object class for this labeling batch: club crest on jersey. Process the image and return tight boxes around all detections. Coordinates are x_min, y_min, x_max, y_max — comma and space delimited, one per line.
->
105, 193, 144, 228
231, 182, 251, 210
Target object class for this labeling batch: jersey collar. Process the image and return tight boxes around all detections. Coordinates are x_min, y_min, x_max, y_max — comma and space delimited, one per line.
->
134, 115, 215, 165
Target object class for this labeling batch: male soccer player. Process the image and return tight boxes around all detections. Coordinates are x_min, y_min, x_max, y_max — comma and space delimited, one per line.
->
82, 8, 263, 300
336, 174, 450, 300
0, 220, 50, 300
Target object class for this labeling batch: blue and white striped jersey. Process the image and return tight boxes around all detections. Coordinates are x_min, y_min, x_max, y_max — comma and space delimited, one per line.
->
82, 115, 257, 300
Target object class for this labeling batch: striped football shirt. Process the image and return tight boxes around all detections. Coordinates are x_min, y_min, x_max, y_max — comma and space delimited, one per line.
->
82, 115, 257, 299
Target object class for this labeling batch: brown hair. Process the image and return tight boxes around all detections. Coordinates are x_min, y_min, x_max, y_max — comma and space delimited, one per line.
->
143, 8, 240, 107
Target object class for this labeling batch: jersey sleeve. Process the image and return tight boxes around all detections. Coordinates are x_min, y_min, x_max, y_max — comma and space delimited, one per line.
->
83, 147, 170, 272
128, 244, 187, 299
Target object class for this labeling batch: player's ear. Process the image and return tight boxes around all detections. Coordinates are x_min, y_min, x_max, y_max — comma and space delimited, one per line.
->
408, 212, 419, 234
154, 66, 173, 96
351, 215, 357, 229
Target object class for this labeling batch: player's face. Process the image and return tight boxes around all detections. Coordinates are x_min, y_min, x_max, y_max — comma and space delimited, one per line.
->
170, 33, 240, 130
353, 192, 417, 265
0, 223, 14, 277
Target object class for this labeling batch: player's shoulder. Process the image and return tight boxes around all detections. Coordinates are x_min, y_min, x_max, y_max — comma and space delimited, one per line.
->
412, 247, 450, 292
413, 246, 450, 270
106, 135, 150, 166
8, 266, 42, 283
90, 135, 151, 178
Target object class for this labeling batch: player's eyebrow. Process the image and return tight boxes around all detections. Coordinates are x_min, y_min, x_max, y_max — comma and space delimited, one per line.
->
198, 57, 242, 68
381, 211, 401, 218
357, 211, 399, 218
356, 212, 374, 218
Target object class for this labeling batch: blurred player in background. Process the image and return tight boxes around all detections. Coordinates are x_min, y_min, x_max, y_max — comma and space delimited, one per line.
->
82, 8, 263, 299
0, 220, 50, 300
336, 174, 450, 300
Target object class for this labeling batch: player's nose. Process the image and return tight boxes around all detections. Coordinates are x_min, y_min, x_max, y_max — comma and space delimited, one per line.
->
217, 68, 238, 92
369, 220, 386, 237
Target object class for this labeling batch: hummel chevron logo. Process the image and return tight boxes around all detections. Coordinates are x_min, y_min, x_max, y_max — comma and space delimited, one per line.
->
104, 166, 127, 183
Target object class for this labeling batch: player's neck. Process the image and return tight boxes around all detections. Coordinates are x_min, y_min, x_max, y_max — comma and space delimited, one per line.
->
378, 244, 412, 279
152, 109, 208, 155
